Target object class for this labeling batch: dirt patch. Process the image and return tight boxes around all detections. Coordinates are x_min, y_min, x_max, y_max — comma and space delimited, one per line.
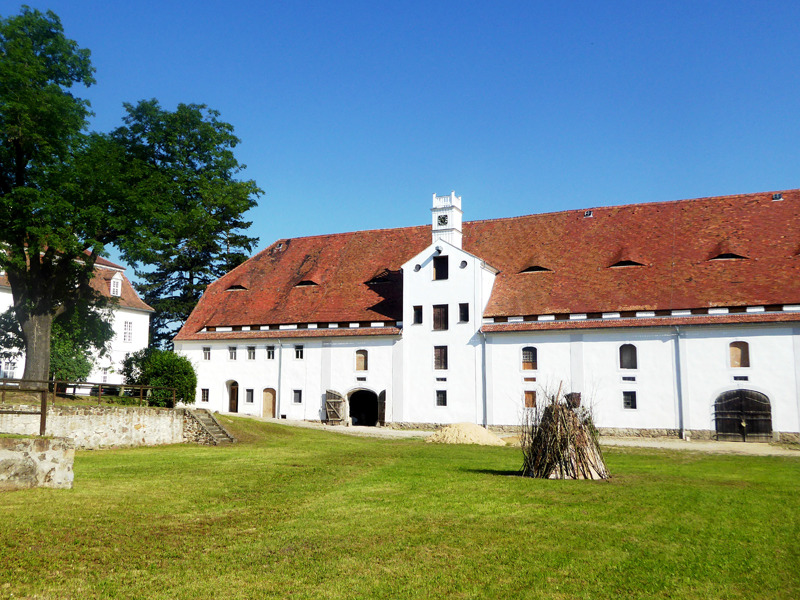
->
426, 422, 506, 446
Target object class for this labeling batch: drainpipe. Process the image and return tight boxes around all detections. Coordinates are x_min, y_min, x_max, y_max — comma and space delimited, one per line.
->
673, 326, 687, 439
480, 331, 488, 428
276, 339, 283, 419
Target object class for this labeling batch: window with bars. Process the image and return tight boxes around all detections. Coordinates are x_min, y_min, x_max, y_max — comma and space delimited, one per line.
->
203, 347, 211, 360
433, 305, 448, 331
356, 349, 368, 371
729, 341, 750, 368
434, 346, 448, 370
619, 344, 638, 369
436, 390, 447, 406
247, 346, 256, 360
433, 256, 449, 280
201, 388, 209, 403
266, 346, 275, 359
522, 346, 537, 370
123, 321, 133, 343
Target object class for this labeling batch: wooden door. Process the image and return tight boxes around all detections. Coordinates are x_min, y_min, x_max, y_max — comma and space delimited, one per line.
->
714, 389, 771, 442
229, 383, 239, 413
262, 388, 276, 418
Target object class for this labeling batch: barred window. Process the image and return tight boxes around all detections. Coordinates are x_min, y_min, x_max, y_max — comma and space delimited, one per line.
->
522, 347, 537, 370
623, 391, 637, 409
201, 389, 209, 403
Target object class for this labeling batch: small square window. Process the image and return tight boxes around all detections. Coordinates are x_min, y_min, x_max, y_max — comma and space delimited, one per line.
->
436, 390, 447, 407
524, 390, 536, 408
623, 391, 637, 409
266, 346, 275, 360
433, 256, 449, 280
413, 306, 423, 325
295, 345, 304, 359
247, 346, 256, 360
245, 389, 254, 403
201, 388, 209, 403
203, 346, 211, 361
228, 346, 237, 360
293, 389, 302, 404
459, 303, 469, 323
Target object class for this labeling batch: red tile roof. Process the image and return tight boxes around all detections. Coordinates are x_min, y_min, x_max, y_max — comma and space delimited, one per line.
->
175, 189, 800, 341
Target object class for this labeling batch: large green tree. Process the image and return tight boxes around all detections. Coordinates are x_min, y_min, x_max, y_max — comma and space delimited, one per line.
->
0, 7, 260, 382
113, 100, 260, 347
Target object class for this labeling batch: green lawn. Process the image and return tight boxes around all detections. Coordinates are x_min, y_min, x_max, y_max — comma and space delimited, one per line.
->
1, 417, 798, 599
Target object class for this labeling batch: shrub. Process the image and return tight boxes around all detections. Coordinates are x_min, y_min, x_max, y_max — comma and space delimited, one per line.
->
122, 349, 197, 407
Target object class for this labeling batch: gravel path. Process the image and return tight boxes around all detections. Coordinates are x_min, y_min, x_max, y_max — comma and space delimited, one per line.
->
223, 413, 800, 456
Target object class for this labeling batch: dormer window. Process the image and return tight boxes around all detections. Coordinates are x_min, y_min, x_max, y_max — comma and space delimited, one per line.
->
110, 277, 122, 297
226, 285, 247, 291
520, 265, 552, 273
295, 280, 317, 287
609, 260, 645, 268
709, 252, 748, 261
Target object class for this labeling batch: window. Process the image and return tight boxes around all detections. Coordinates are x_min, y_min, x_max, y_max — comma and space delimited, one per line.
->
203, 346, 211, 360
102, 368, 109, 383
524, 390, 536, 408
293, 389, 303, 404
433, 255, 449, 280
201, 388, 209, 403
413, 305, 423, 325
355, 349, 368, 371
433, 305, 448, 331
459, 303, 469, 323
110, 278, 121, 297
522, 346, 537, 370
729, 341, 750, 368
246, 389, 254, 403
619, 344, 638, 369
436, 390, 447, 407
623, 391, 637, 409
247, 346, 256, 360
229, 346, 237, 360
123, 321, 133, 343
1, 361, 15, 379
294, 345, 304, 359
434, 346, 448, 370
266, 345, 275, 360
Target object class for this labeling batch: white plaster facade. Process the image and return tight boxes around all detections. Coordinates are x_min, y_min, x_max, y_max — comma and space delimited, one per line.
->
0, 263, 152, 384
175, 191, 800, 440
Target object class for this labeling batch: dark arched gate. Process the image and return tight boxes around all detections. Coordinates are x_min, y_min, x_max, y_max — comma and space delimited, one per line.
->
714, 390, 772, 442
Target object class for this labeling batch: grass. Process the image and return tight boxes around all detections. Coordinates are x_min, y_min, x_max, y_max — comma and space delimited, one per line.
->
0, 416, 798, 599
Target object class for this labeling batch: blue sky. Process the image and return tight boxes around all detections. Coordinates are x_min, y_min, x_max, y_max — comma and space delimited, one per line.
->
6, 1, 800, 259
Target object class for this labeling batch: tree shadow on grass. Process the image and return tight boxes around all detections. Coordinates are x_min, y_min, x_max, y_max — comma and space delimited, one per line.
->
465, 468, 523, 477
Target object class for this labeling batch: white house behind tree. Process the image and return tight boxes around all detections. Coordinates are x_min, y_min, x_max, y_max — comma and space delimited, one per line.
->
174, 189, 800, 442
0, 256, 152, 384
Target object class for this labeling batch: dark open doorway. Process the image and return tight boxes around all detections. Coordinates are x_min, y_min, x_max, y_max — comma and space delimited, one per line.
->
228, 381, 239, 413
349, 390, 379, 426
714, 389, 772, 442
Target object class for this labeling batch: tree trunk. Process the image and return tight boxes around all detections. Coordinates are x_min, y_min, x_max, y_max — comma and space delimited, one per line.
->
19, 312, 54, 389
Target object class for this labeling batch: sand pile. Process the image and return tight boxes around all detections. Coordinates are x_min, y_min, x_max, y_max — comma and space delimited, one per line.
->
426, 422, 507, 446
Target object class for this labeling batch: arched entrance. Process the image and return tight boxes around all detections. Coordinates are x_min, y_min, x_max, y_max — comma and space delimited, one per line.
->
227, 381, 239, 413
714, 389, 772, 442
349, 390, 379, 426
262, 388, 276, 418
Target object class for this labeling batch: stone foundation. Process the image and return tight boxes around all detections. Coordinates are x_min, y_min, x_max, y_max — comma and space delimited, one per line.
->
0, 437, 74, 491
182, 411, 218, 445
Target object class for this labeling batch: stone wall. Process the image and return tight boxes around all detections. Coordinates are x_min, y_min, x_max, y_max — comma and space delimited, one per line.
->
0, 437, 74, 490
0, 405, 188, 449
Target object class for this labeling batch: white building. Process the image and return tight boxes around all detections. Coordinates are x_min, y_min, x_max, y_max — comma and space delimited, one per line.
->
0, 257, 153, 384
174, 189, 800, 441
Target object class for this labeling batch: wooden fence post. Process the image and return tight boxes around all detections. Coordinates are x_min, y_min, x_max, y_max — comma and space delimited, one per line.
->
39, 389, 47, 436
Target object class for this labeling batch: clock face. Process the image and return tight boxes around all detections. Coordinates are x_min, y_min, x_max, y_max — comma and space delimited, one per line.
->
438, 214, 448, 226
